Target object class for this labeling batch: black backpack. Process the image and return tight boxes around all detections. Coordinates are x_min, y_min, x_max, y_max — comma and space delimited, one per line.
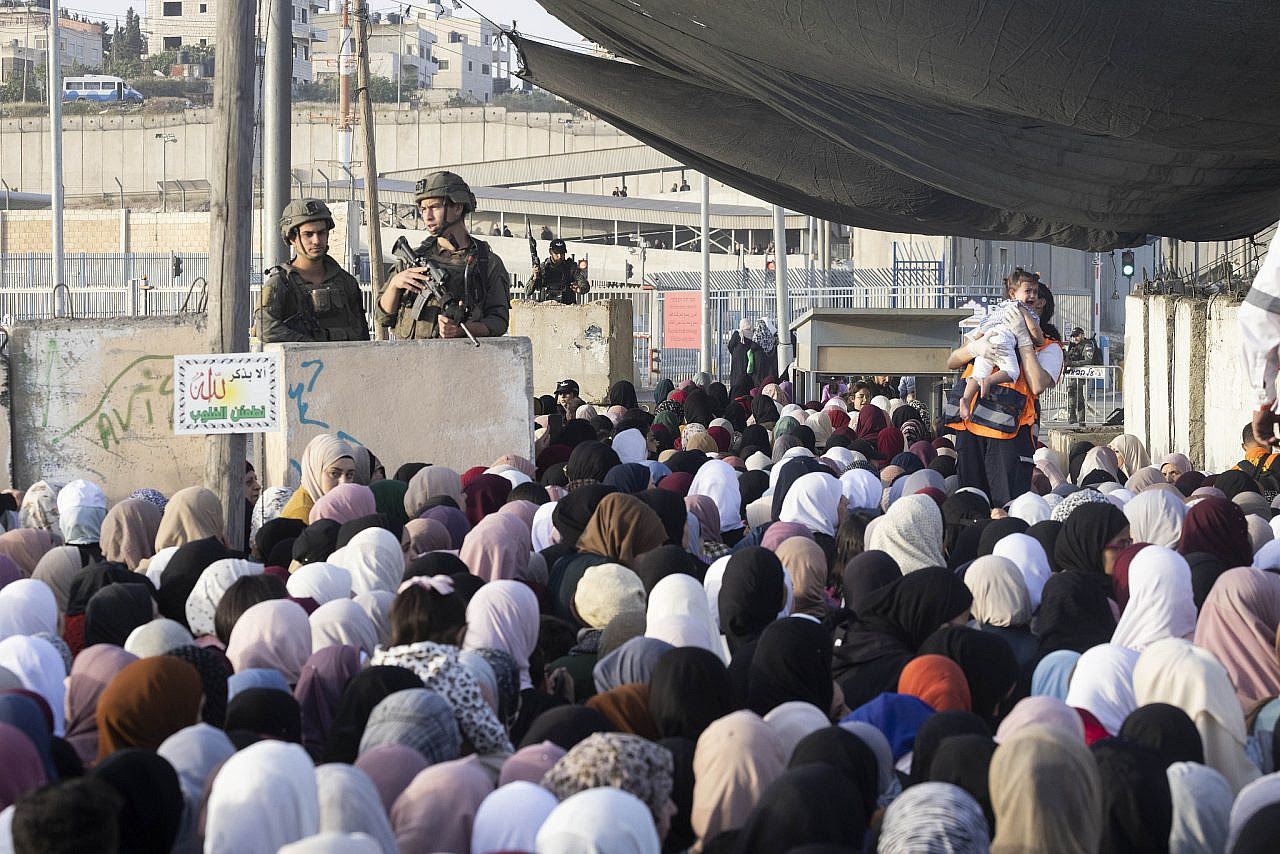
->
1238, 454, 1280, 502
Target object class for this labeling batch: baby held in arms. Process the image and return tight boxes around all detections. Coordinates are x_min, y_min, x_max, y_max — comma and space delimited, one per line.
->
959, 299, 1043, 418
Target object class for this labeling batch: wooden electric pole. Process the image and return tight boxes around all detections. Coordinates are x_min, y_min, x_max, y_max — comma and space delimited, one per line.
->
353, 0, 387, 340
204, 0, 256, 549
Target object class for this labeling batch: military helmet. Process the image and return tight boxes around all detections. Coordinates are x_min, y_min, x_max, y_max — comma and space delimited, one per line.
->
279, 198, 335, 242
549, 238, 568, 254
413, 170, 477, 213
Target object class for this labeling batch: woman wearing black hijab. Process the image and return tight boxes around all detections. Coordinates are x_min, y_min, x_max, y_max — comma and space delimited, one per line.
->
737, 471, 770, 521
1090, 739, 1173, 854
253, 517, 305, 563
602, 463, 651, 495
1068, 440, 1094, 483
155, 537, 238, 629
718, 548, 787, 656
707, 382, 730, 418
544, 484, 619, 596
653, 378, 675, 406
1026, 520, 1064, 572
840, 550, 902, 617
947, 518, 992, 571
1184, 551, 1228, 609
291, 520, 341, 566
737, 425, 771, 456
322, 665, 424, 762
224, 688, 303, 744
919, 625, 1020, 727
1118, 704, 1205, 767
608, 380, 639, 411
648, 648, 735, 741
1035, 571, 1118, 656
1054, 501, 1131, 577
942, 491, 992, 557
683, 388, 714, 428
928, 734, 998, 831
751, 394, 778, 430
831, 566, 973, 709
732, 765, 870, 854
565, 441, 621, 485
517, 705, 615, 751
632, 492, 687, 549
83, 584, 156, 648
91, 748, 185, 854
977, 517, 1029, 557
746, 618, 834, 717
908, 711, 991, 786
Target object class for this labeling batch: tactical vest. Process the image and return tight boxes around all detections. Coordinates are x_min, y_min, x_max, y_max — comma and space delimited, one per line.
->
392, 237, 491, 339
942, 341, 1057, 439
264, 264, 365, 341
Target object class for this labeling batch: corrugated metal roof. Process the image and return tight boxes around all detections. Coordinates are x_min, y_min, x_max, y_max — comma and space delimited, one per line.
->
381, 145, 683, 188
324, 178, 809, 230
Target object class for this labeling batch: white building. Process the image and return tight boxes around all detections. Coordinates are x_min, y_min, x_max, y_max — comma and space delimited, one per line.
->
311, 10, 436, 93
0, 4, 103, 83
142, 0, 327, 85
411, 6, 503, 102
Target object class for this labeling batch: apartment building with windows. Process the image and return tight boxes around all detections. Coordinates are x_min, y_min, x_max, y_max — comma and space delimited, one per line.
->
0, 3, 103, 83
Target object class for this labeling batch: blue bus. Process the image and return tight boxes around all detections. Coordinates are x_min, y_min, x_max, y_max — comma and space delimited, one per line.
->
62, 75, 144, 103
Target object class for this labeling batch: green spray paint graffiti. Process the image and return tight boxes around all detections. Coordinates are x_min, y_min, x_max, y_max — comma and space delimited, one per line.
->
54, 354, 175, 450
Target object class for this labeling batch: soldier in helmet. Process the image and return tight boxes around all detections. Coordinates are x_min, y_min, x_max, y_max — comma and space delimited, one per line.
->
527, 237, 590, 304
379, 171, 511, 340
258, 199, 370, 343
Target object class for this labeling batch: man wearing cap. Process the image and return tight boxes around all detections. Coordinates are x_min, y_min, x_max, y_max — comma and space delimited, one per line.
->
379, 171, 511, 340
555, 379, 580, 411
258, 198, 370, 343
527, 238, 590, 304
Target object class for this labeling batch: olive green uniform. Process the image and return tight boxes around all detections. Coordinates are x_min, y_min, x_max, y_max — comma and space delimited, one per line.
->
381, 236, 512, 340
258, 255, 371, 343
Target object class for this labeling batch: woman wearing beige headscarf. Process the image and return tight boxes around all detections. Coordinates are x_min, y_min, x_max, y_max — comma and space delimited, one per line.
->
279, 434, 357, 522
403, 466, 465, 519
32, 545, 83, 612
989, 725, 1102, 854
691, 710, 787, 851
0, 529, 58, 576
773, 538, 830, 620
1134, 637, 1261, 793
154, 487, 225, 551
1109, 433, 1152, 479
18, 480, 62, 532
804, 410, 833, 446
101, 498, 163, 571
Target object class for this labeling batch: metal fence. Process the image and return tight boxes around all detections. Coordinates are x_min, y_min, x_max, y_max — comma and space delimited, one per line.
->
1038, 364, 1123, 427
0, 253, 1103, 399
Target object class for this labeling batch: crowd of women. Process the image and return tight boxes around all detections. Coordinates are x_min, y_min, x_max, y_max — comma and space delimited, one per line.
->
4, 369, 1280, 853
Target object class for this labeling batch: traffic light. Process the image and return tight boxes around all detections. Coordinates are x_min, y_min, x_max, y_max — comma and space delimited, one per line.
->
172, 256, 184, 278
1121, 250, 1134, 279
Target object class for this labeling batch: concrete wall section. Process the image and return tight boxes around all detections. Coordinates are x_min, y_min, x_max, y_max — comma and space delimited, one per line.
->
1144, 296, 1177, 461
1202, 298, 1254, 473
508, 300, 634, 403
263, 338, 534, 489
8, 317, 208, 502
1172, 299, 1207, 468
1122, 297, 1149, 454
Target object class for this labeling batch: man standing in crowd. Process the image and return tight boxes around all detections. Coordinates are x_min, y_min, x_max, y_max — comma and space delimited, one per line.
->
379, 171, 511, 340
527, 238, 590, 304
1063, 327, 1094, 425
257, 199, 369, 343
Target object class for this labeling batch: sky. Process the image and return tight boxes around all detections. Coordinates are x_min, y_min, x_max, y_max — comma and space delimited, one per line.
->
62, 0, 585, 46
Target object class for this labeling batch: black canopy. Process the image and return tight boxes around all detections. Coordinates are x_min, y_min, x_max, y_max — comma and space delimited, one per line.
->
515, 1, 1280, 250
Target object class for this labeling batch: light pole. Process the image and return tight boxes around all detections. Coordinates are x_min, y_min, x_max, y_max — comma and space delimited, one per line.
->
154, 132, 176, 211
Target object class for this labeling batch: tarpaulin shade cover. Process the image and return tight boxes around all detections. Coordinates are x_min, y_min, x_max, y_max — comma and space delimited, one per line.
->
515, 1, 1280, 250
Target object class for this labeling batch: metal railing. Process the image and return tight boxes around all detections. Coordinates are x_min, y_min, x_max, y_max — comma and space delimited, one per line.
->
1038, 364, 1123, 427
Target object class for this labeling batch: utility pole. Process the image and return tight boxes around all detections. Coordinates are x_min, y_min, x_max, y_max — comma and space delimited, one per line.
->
338, 0, 354, 177
773, 205, 790, 370
48, 0, 65, 318
354, 0, 387, 340
263, 0, 293, 270
204, 0, 256, 550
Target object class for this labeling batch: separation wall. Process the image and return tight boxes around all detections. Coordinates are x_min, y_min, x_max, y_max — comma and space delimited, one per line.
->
263, 338, 534, 489
508, 299, 633, 402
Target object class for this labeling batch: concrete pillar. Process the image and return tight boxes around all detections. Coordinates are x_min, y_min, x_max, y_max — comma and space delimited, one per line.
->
1145, 295, 1178, 460
119, 208, 130, 253
1122, 295, 1149, 453
1172, 298, 1207, 468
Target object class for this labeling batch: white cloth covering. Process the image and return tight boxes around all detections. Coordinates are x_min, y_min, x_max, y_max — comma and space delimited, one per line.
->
1111, 546, 1196, 651
329, 528, 404, 597
204, 740, 320, 854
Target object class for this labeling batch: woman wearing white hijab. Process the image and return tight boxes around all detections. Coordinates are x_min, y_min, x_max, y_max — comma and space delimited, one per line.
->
778, 472, 843, 537
992, 533, 1053, 611
205, 740, 320, 854
646, 572, 728, 663
472, 781, 559, 854
329, 528, 404, 596
287, 562, 353, 605
0, 634, 68, 734
531, 502, 559, 552
1123, 489, 1187, 549
535, 787, 660, 854
821, 447, 855, 473
1064, 643, 1140, 736
309, 599, 380, 657
1167, 761, 1234, 854
840, 469, 883, 513
56, 478, 106, 546
282, 435, 358, 523
1111, 546, 1196, 651
0, 578, 57, 640
315, 763, 397, 854
866, 494, 944, 573
688, 459, 744, 535
185, 558, 264, 638
612, 429, 649, 465
1008, 492, 1051, 525
1134, 638, 1261, 794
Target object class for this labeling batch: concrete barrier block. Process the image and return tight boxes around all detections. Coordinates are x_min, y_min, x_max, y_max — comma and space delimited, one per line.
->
1172, 299, 1208, 468
1047, 427, 1122, 465
1145, 296, 1178, 460
1123, 296, 1149, 450
263, 338, 534, 489
1203, 297, 1252, 473
508, 299, 633, 403
8, 317, 207, 502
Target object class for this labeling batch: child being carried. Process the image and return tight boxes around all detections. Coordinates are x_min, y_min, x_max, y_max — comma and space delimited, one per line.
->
959, 300, 1044, 419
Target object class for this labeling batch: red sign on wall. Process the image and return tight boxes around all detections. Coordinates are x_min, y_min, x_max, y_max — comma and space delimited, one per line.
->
663, 292, 702, 350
